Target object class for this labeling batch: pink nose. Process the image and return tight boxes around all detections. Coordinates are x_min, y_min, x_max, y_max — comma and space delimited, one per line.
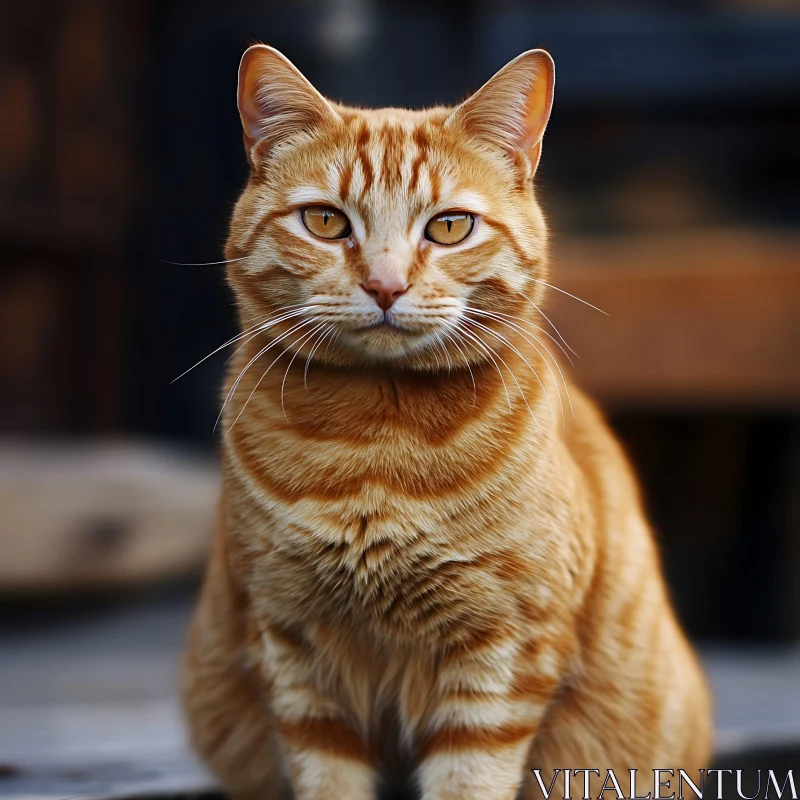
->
361, 277, 409, 312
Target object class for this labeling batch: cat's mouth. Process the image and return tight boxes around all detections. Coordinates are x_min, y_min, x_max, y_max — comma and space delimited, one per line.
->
356, 317, 410, 333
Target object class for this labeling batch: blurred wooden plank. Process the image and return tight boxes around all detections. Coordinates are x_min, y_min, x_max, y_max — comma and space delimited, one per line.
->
0, 702, 215, 799
0, 442, 217, 592
550, 229, 800, 407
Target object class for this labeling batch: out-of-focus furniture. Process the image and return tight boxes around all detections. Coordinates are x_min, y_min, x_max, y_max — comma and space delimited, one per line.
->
551, 228, 800, 407
0, 442, 217, 592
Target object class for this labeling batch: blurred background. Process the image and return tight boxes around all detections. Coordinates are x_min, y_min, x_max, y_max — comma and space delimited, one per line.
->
0, 1, 798, 797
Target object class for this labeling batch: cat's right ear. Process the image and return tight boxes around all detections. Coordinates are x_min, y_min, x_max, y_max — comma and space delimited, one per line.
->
237, 44, 338, 161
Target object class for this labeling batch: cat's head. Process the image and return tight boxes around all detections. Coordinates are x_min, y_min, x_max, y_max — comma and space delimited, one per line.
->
226, 45, 554, 371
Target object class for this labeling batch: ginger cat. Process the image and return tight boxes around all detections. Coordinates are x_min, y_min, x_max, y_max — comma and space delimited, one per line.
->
181, 45, 712, 800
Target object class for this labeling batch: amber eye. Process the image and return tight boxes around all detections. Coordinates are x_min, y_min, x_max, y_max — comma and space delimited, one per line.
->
425, 211, 474, 245
301, 206, 351, 240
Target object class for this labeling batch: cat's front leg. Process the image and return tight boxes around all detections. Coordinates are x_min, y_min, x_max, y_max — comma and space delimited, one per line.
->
261, 625, 377, 800
415, 631, 565, 800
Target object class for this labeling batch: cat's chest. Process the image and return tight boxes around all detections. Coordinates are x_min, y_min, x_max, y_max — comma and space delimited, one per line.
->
257, 499, 519, 643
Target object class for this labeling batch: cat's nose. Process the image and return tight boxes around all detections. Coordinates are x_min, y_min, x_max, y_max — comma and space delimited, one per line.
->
360, 277, 409, 312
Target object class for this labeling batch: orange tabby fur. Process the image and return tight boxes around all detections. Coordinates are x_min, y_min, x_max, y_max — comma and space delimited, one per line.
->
181, 45, 712, 800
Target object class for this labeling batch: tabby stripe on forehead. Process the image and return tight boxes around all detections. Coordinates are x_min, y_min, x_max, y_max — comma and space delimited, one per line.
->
380, 123, 405, 188
338, 161, 353, 203
409, 126, 429, 194
356, 122, 374, 200
429, 165, 441, 205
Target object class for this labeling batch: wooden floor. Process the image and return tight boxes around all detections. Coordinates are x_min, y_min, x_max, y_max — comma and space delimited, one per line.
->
1, 587, 799, 799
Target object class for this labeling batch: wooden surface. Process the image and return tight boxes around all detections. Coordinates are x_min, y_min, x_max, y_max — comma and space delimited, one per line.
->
0, 442, 218, 592
0, 589, 799, 798
549, 229, 800, 407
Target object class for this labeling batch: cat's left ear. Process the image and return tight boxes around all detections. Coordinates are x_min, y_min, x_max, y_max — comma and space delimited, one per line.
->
447, 49, 554, 175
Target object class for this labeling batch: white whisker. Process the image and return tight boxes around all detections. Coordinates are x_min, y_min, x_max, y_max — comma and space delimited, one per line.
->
429, 329, 453, 374
455, 324, 513, 413
460, 323, 540, 425
224, 306, 317, 364
225, 323, 320, 435
526, 331, 574, 419
159, 257, 248, 266
172, 313, 273, 383
304, 324, 336, 389
495, 301, 577, 365
528, 278, 609, 316
323, 327, 343, 359
461, 318, 543, 424
281, 322, 328, 420
490, 308, 573, 418
440, 327, 476, 405
463, 308, 572, 422
217, 317, 317, 433
172, 303, 318, 382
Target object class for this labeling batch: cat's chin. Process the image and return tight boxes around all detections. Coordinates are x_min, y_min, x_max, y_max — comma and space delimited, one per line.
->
339, 324, 447, 369
350, 326, 421, 358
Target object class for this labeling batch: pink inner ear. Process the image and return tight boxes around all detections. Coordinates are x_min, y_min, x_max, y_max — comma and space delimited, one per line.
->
237, 46, 336, 152
446, 50, 554, 163
520, 70, 552, 154
239, 56, 268, 142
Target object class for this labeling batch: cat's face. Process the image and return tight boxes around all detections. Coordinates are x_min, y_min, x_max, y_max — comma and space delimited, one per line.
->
226, 46, 554, 371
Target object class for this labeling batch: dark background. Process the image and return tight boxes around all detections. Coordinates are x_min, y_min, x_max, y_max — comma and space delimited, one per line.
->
1, 0, 798, 642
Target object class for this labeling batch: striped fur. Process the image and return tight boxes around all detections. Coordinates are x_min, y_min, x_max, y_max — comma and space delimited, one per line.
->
182, 45, 712, 800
